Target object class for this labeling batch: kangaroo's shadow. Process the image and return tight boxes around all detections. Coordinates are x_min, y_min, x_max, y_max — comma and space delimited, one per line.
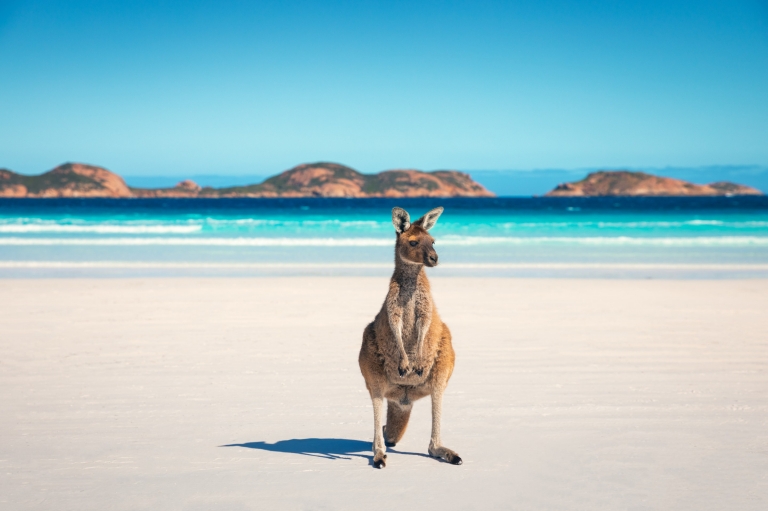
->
221, 438, 431, 465
222, 438, 372, 461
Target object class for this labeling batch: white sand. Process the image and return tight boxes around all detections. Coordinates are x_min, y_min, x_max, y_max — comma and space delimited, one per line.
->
1, 277, 766, 510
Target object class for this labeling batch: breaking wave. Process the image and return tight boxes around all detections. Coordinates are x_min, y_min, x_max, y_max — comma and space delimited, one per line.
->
0, 224, 202, 234
2, 217, 766, 235
1, 261, 767, 270
1, 236, 768, 246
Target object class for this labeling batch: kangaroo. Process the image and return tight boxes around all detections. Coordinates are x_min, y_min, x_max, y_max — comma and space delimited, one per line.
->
358, 206, 462, 469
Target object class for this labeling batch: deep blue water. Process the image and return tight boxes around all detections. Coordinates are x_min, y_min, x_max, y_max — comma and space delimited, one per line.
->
1, 197, 767, 277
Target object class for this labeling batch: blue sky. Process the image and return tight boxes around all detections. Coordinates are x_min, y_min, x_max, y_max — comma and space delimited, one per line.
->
1, 0, 767, 180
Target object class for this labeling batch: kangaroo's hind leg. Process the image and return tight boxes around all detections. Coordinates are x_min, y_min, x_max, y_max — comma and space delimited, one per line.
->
370, 395, 387, 468
427, 323, 462, 465
359, 323, 389, 468
428, 387, 462, 464
384, 399, 412, 447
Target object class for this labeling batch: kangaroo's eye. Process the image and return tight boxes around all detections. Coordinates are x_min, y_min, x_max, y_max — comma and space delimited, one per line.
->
409, 240, 418, 247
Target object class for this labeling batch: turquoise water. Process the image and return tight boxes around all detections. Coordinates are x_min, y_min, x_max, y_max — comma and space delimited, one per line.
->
1, 197, 767, 277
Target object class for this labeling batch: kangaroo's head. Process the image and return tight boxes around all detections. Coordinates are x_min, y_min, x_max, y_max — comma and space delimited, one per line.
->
391, 207, 444, 267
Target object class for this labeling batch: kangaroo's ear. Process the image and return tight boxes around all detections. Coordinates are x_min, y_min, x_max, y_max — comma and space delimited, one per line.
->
392, 207, 411, 234
415, 207, 444, 230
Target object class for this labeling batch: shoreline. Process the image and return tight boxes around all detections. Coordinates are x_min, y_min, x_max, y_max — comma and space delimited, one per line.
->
2, 261, 768, 279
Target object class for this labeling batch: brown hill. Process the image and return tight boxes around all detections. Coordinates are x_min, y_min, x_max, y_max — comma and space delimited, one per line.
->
0, 163, 132, 198
0, 162, 494, 198
545, 171, 763, 197
212, 163, 494, 198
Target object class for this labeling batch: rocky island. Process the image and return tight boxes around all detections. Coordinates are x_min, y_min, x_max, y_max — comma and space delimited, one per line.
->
0, 162, 494, 198
545, 170, 762, 197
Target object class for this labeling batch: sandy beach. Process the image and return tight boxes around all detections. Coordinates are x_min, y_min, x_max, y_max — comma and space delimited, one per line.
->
1, 277, 766, 510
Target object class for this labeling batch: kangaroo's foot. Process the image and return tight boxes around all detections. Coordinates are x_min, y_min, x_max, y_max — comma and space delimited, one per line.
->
383, 425, 396, 447
373, 450, 387, 468
429, 443, 463, 465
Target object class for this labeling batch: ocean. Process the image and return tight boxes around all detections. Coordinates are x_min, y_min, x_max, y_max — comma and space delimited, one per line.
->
1, 197, 767, 278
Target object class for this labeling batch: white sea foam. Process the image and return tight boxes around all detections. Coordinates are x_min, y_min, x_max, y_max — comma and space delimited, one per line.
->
438, 236, 768, 246
1, 261, 767, 270
0, 218, 387, 232
1, 236, 768, 246
502, 220, 768, 228
2, 217, 766, 233
0, 224, 202, 234
205, 218, 382, 227
0, 237, 392, 246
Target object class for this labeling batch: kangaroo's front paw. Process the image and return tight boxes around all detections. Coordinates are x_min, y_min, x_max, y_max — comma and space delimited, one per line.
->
373, 451, 387, 469
429, 444, 463, 465
413, 365, 424, 377
397, 358, 410, 377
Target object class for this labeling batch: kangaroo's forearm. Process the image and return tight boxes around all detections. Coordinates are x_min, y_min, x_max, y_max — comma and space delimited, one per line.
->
386, 287, 408, 358
415, 316, 431, 357
387, 304, 405, 353
415, 297, 433, 356
387, 310, 407, 357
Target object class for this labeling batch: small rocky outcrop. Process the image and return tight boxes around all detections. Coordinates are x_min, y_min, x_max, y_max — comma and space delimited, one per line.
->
545, 171, 763, 197
130, 179, 204, 198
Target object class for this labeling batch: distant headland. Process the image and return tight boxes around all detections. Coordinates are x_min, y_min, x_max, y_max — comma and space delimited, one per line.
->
545, 170, 762, 197
1, 164, 764, 198
0, 162, 494, 198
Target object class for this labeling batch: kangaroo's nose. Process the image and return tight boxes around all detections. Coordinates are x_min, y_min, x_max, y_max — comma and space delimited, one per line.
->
429, 254, 438, 264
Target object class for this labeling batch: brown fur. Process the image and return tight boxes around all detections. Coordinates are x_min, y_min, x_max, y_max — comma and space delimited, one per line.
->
358, 207, 462, 468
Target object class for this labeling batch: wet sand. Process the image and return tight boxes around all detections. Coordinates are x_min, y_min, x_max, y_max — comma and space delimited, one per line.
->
1, 277, 766, 510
